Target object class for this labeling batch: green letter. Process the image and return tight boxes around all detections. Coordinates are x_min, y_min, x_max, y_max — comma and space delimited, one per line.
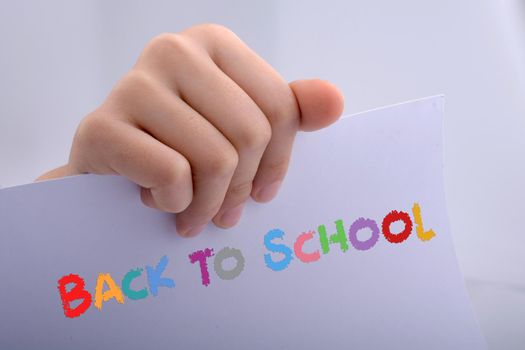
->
318, 219, 349, 254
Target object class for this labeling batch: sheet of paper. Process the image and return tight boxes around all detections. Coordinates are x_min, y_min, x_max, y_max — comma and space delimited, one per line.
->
0, 96, 486, 349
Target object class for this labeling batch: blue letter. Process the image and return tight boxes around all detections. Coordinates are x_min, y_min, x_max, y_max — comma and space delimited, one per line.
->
264, 229, 293, 271
146, 255, 175, 296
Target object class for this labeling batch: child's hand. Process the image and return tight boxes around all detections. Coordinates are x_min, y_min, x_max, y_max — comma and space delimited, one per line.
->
38, 24, 344, 237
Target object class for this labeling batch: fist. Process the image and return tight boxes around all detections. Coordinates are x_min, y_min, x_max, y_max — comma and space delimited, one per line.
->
39, 24, 344, 237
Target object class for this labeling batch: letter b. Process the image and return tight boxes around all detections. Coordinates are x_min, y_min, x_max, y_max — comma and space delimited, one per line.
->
57, 274, 92, 318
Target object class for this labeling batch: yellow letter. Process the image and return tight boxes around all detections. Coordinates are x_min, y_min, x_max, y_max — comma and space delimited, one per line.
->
412, 203, 436, 242
94, 273, 125, 310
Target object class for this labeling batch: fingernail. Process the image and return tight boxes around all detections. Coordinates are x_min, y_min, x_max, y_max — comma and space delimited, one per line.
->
254, 181, 282, 202
178, 224, 206, 237
219, 202, 245, 227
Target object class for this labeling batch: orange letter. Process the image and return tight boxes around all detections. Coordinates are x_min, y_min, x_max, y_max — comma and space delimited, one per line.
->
94, 273, 125, 310
412, 202, 436, 241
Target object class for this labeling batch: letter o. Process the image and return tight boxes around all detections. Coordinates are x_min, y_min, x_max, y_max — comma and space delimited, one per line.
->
348, 217, 380, 250
381, 210, 413, 243
214, 247, 245, 280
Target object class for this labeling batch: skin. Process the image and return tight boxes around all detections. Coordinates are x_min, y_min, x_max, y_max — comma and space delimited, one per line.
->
37, 24, 344, 237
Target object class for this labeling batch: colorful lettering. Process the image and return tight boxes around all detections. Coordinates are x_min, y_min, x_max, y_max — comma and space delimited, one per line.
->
57, 201, 438, 319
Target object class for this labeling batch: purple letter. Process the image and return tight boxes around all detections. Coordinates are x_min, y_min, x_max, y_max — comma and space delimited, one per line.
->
188, 248, 214, 287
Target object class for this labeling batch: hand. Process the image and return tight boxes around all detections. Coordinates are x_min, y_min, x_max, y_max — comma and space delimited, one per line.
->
38, 24, 344, 237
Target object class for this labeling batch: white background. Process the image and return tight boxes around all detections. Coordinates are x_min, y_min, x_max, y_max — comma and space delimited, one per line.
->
0, 1, 523, 348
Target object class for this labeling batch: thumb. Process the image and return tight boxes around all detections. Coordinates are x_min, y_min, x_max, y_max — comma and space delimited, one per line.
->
289, 79, 344, 132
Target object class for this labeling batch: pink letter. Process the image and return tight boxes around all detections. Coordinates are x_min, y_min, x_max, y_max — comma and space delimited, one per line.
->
188, 248, 214, 286
294, 230, 321, 263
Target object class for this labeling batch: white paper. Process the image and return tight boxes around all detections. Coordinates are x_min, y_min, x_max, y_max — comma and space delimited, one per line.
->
0, 96, 486, 349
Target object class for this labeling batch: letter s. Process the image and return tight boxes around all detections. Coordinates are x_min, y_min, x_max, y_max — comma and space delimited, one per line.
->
264, 229, 293, 271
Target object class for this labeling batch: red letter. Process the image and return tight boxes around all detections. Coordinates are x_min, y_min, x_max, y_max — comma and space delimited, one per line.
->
381, 210, 413, 244
57, 274, 92, 318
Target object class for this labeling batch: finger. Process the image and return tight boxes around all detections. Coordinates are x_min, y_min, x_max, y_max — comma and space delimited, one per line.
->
70, 112, 193, 213
182, 25, 300, 204
183, 25, 344, 203
289, 79, 345, 132
179, 63, 271, 228
112, 71, 238, 236
249, 80, 344, 201
137, 34, 272, 229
